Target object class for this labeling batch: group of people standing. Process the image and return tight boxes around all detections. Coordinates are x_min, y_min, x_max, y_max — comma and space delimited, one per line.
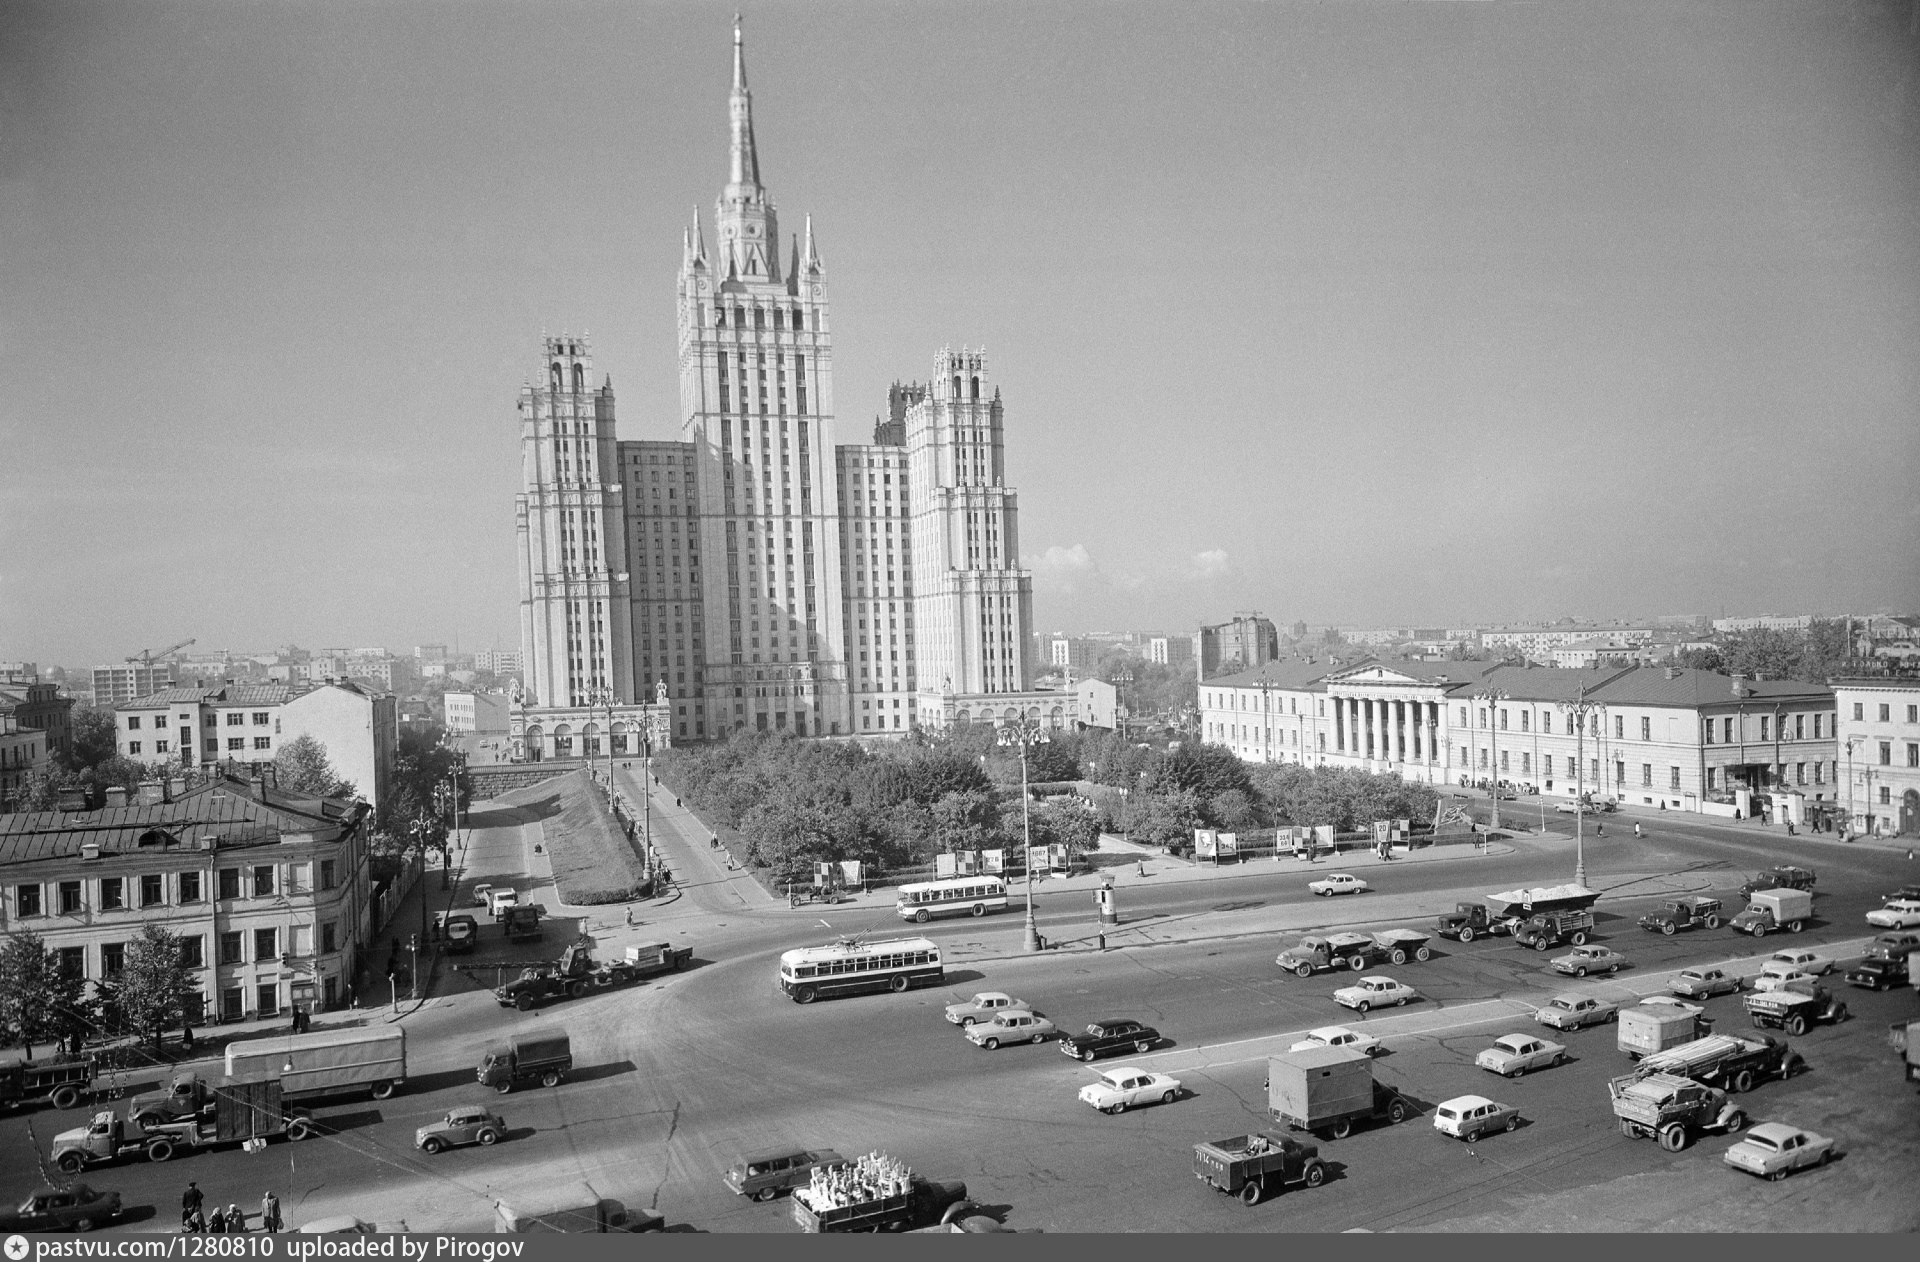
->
180, 1182, 281, 1235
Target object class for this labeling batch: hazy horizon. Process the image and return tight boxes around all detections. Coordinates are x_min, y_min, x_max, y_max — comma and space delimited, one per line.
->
5, 0, 1917, 666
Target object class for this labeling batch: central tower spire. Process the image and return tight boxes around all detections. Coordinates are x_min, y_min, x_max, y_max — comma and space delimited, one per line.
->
716, 15, 777, 282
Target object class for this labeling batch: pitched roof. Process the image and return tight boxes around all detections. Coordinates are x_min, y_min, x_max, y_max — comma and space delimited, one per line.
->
1207, 658, 1353, 691
0, 774, 365, 866
1587, 666, 1831, 708
118, 686, 221, 711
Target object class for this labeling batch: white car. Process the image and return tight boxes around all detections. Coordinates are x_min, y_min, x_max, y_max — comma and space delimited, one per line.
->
1534, 993, 1617, 1030
471, 883, 494, 908
1865, 899, 1920, 930
1635, 996, 1703, 1014
488, 888, 519, 917
1475, 1034, 1567, 1077
1750, 969, 1818, 995
1762, 949, 1833, 979
1332, 975, 1418, 1013
944, 992, 1026, 1026
1077, 1066, 1182, 1115
1308, 873, 1369, 897
1289, 1026, 1382, 1057
1432, 1095, 1520, 1141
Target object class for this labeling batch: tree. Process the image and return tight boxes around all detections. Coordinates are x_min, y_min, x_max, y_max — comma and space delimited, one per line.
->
1121, 787, 1203, 848
274, 734, 356, 799
1674, 646, 1725, 673
0, 931, 93, 1057
929, 789, 1002, 854
57, 706, 121, 776
100, 925, 195, 1049
1027, 798, 1101, 859
1206, 787, 1261, 831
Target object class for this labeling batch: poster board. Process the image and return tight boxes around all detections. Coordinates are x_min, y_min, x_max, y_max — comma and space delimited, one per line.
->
1217, 832, 1239, 859
935, 853, 958, 879
983, 849, 1006, 874
1193, 828, 1218, 858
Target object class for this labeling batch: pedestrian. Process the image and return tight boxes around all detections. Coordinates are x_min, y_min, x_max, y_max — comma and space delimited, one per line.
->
207, 1206, 227, 1235
1786, 821, 1796, 837
184, 1209, 205, 1235
1634, 822, 1642, 838
1137, 860, 1146, 878
1595, 822, 1603, 836
624, 907, 634, 927
260, 1191, 282, 1235
182, 1182, 203, 1231
226, 1204, 245, 1234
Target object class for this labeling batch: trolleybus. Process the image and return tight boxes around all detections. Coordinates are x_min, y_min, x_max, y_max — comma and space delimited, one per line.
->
895, 876, 1009, 923
778, 936, 943, 1004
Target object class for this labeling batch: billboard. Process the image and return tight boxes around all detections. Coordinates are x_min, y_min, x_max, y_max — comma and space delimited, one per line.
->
983, 849, 1006, 873
1193, 828, 1218, 858
1217, 832, 1238, 858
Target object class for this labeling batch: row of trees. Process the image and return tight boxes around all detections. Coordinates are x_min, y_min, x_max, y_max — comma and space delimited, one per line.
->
656, 723, 1439, 875
0, 925, 196, 1057
1674, 619, 1859, 685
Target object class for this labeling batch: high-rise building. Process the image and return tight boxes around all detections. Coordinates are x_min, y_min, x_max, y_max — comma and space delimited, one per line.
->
92, 663, 175, 707
511, 21, 1069, 748
1196, 614, 1280, 679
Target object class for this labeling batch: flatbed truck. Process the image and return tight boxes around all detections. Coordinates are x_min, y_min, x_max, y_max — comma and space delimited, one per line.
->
54, 1080, 312, 1170
1633, 1033, 1802, 1094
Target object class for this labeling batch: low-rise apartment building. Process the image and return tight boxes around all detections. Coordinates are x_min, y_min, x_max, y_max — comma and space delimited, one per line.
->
1832, 677, 1920, 837
0, 773, 374, 1021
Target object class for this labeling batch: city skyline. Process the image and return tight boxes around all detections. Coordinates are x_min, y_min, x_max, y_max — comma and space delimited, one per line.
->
5, 1, 1918, 666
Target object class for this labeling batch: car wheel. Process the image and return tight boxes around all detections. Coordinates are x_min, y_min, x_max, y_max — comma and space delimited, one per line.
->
145, 1139, 175, 1163
983, 1038, 999, 1050
1770, 1169, 1787, 1182
541, 1071, 561, 1089
1608, 965, 1619, 975
56, 1153, 85, 1176
72, 1219, 93, 1234
1732, 1070, 1755, 1094
1553, 1053, 1565, 1067
1082, 1049, 1097, 1062
514, 994, 534, 1012
1459, 926, 1476, 942
1705, 915, 1720, 929
794, 987, 816, 1004
1620, 1119, 1636, 1138
1390, 949, 1407, 966
1506, 1115, 1518, 1133
915, 909, 930, 924
1296, 965, 1312, 979
1508, 1068, 1522, 1079
1397, 996, 1409, 1007
1031, 1033, 1045, 1045
753, 1187, 777, 1203
1753, 924, 1767, 938
1387, 1099, 1408, 1124
1162, 1090, 1177, 1105
889, 975, 909, 994
50, 1086, 80, 1111
972, 903, 986, 917
1817, 1149, 1830, 1167
1662, 923, 1675, 936
1355, 1000, 1370, 1013
1416, 947, 1432, 962
478, 1129, 499, 1146
1785, 1015, 1808, 1037
1572, 932, 1589, 946
286, 1117, 314, 1141
1303, 1162, 1326, 1188
1330, 1116, 1352, 1140
1722, 1111, 1745, 1134
1533, 941, 1548, 952
371, 1080, 396, 1101
1575, 966, 1588, 977
1658, 1124, 1687, 1153
1136, 1040, 1152, 1053
422, 1137, 443, 1155
494, 1081, 513, 1094
959, 1015, 975, 1026
1239, 1179, 1265, 1205
1108, 1101, 1125, 1115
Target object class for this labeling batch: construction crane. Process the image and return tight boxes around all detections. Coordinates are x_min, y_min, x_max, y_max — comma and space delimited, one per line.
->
126, 638, 195, 666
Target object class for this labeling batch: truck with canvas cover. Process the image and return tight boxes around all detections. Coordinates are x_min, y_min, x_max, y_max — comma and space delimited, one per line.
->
224, 1026, 406, 1103
1192, 1133, 1327, 1205
0, 1057, 94, 1112
1513, 909, 1596, 951
788, 1151, 968, 1233
493, 1180, 661, 1233
1634, 1033, 1802, 1093
1266, 1045, 1410, 1139
478, 1028, 572, 1094
1744, 984, 1848, 1036
54, 1079, 313, 1169
1608, 1072, 1747, 1151
1730, 888, 1813, 936
1618, 1003, 1714, 1060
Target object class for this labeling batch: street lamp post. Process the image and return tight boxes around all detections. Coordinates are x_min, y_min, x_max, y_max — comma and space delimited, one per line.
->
1472, 686, 1510, 832
1259, 676, 1273, 764
997, 716, 1050, 954
1560, 687, 1600, 888
1113, 668, 1133, 738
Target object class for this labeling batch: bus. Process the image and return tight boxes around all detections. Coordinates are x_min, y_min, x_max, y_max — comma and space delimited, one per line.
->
895, 877, 1010, 923
778, 936, 943, 1004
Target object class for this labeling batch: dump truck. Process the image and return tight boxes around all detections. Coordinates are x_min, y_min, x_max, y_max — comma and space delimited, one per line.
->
1608, 1072, 1747, 1151
491, 939, 693, 1011
55, 1080, 313, 1170
1433, 902, 1520, 942
478, 1028, 572, 1094
1618, 1003, 1714, 1060
1744, 985, 1848, 1036
1276, 931, 1432, 976
1192, 1133, 1328, 1205
224, 1026, 406, 1103
1266, 1045, 1411, 1140
1729, 888, 1813, 937
494, 1180, 662, 1233
1890, 1019, 1920, 1084
1513, 909, 1596, 951
1638, 898, 1723, 934
502, 905, 545, 943
788, 1153, 969, 1233
0, 1057, 95, 1112
1634, 1033, 1802, 1093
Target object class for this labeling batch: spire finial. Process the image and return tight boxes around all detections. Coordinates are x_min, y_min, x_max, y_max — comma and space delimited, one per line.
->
727, 16, 761, 194
803, 213, 819, 270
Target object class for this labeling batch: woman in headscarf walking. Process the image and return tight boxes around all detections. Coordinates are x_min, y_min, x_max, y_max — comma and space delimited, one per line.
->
260, 1191, 283, 1234
206, 1205, 227, 1234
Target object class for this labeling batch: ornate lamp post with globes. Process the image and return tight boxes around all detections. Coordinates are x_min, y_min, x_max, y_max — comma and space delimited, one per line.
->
1559, 686, 1600, 888
1471, 684, 1511, 832
997, 715, 1050, 954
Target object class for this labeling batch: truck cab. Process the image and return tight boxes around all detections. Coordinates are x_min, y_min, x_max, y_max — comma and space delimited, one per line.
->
127, 1072, 211, 1127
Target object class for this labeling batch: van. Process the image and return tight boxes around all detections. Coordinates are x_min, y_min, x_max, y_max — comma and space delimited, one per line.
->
489, 888, 519, 917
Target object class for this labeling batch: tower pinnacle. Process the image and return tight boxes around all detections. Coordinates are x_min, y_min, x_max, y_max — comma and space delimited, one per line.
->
727, 15, 761, 196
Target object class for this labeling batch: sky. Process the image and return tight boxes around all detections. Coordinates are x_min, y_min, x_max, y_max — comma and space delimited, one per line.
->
3, 0, 1917, 668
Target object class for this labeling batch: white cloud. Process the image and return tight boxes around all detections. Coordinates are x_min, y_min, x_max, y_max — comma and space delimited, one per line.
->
1191, 549, 1231, 578
1026, 543, 1145, 594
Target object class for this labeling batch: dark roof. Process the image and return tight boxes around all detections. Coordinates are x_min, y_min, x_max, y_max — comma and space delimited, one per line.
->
118, 687, 220, 711
1586, 667, 1831, 708
1208, 658, 1357, 691
0, 774, 365, 866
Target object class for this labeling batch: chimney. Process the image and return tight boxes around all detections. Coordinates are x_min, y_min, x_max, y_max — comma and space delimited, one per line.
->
1665, 666, 1679, 680
79, 842, 101, 861
57, 787, 90, 812
252, 775, 269, 802
103, 785, 130, 808
1729, 672, 1752, 698
135, 782, 164, 805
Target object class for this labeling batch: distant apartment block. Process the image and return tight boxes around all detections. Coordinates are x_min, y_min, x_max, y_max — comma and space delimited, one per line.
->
1196, 614, 1279, 679
1480, 626, 1654, 657
1711, 614, 1814, 634
0, 681, 75, 757
0, 662, 38, 687
473, 649, 522, 676
92, 663, 176, 707
444, 691, 511, 735
0, 714, 50, 812
1146, 635, 1193, 667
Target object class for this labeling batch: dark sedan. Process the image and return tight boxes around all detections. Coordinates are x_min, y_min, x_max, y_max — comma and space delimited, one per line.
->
1059, 1018, 1161, 1062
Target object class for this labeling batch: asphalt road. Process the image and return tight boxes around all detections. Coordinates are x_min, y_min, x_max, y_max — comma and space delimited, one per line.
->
6, 796, 1915, 1233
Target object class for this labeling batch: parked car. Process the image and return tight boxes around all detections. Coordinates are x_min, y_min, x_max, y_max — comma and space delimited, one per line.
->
944, 992, 1026, 1026
1884, 885, 1920, 903
1669, 967, 1744, 1000
1866, 899, 1920, 930
1554, 799, 1613, 814
415, 1105, 508, 1154
964, 1010, 1058, 1049
1077, 1066, 1183, 1114
1763, 948, 1834, 978
724, 1148, 848, 1201
1550, 945, 1627, 977
1723, 1123, 1836, 1181
1475, 1034, 1567, 1078
1331, 976, 1419, 1013
471, 883, 494, 908
1060, 1018, 1161, 1062
1433, 1095, 1520, 1141
1288, 1026, 1382, 1057
1535, 993, 1618, 1031
0, 1184, 121, 1233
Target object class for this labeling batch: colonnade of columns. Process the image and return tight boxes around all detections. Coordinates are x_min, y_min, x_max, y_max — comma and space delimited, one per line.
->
1330, 695, 1443, 768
